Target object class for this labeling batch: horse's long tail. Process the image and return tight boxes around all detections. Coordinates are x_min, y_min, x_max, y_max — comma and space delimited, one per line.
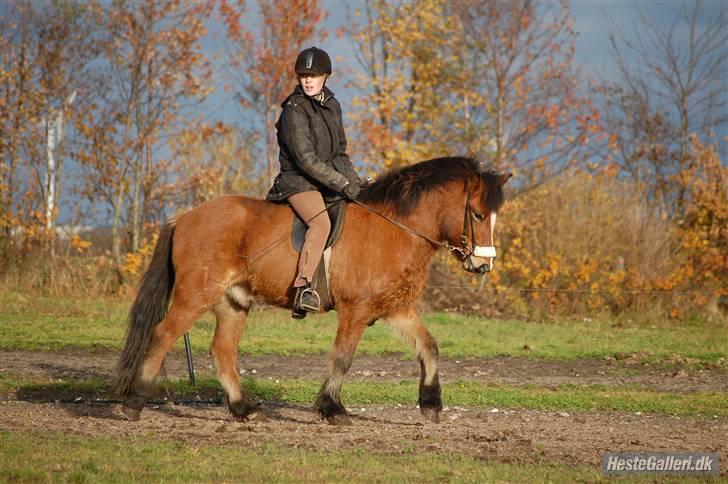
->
114, 221, 176, 397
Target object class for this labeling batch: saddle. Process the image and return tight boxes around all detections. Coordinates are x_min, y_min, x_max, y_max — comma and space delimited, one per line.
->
290, 200, 346, 311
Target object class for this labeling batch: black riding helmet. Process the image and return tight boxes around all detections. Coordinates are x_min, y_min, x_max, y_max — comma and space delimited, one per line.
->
295, 47, 332, 76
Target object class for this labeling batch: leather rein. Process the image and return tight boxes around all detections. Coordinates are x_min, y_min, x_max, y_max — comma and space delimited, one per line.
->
351, 183, 479, 260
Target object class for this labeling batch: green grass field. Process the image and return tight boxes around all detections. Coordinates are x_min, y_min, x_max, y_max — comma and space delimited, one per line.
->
0, 430, 717, 483
1, 291, 726, 362
0, 430, 604, 482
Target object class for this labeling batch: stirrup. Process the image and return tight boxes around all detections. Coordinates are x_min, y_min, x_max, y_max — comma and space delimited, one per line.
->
296, 286, 321, 313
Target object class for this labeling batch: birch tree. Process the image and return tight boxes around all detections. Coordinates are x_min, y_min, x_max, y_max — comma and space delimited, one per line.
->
76, 0, 212, 271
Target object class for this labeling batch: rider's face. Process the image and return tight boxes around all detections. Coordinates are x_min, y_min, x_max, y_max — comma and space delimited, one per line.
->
299, 74, 327, 97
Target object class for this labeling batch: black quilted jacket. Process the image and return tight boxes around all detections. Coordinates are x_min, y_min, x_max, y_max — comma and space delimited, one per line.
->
266, 85, 360, 202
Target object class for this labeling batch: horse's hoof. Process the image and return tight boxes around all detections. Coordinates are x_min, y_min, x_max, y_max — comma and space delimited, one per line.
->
326, 414, 353, 426
120, 405, 141, 422
421, 407, 441, 423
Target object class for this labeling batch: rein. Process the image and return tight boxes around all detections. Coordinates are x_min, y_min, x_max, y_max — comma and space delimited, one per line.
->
241, 185, 479, 264
351, 185, 476, 260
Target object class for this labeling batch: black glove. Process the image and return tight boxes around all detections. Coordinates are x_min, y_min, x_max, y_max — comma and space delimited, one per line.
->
342, 182, 361, 200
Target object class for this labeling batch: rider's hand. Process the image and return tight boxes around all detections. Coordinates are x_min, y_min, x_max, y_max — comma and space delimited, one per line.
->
342, 182, 360, 200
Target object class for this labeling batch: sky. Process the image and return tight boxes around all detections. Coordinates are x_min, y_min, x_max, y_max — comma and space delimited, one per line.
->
199, 0, 727, 128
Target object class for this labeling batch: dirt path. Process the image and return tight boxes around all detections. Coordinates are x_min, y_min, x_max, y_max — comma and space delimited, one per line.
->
2, 349, 726, 471
1, 349, 726, 393
0, 401, 725, 469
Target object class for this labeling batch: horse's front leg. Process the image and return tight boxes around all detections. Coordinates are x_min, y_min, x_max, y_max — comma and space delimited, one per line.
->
314, 307, 368, 425
386, 307, 442, 423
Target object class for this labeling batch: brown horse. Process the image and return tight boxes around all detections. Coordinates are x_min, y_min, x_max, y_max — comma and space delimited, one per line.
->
115, 156, 511, 424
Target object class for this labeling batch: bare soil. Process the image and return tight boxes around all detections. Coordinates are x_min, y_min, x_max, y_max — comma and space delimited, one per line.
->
0, 401, 725, 470
1, 349, 726, 471
1, 349, 726, 393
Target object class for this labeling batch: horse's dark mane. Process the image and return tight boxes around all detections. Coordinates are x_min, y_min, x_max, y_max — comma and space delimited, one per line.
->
359, 156, 505, 216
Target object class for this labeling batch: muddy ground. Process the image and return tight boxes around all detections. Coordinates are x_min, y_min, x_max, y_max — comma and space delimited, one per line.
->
2, 401, 726, 470
1, 349, 726, 471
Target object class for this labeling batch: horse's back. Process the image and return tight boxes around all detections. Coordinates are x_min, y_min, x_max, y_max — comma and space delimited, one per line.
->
175, 195, 288, 232
171, 195, 287, 271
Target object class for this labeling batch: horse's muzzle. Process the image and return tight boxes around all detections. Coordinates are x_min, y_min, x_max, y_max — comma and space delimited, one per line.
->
463, 255, 492, 274
463, 246, 496, 274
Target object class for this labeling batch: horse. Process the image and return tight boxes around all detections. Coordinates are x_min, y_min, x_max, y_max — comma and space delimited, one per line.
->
114, 156, 511, 424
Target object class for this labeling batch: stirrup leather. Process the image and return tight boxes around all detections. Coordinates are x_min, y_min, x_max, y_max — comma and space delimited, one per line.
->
297, 286, 321, 313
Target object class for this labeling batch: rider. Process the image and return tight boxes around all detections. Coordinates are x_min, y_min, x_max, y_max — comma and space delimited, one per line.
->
266, 46, 362, 317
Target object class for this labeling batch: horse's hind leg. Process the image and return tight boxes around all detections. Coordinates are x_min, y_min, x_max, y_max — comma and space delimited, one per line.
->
211, 287, 264, 422
314, 307, 368, 425
386, 307, 442, 423
121, 293, 208, 421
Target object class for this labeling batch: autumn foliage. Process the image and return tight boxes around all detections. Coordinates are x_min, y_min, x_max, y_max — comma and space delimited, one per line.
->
1, 0, 724, 320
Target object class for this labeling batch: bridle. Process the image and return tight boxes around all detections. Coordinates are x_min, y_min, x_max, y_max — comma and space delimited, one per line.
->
350, 181, 497, 272
457, 182, 497, 273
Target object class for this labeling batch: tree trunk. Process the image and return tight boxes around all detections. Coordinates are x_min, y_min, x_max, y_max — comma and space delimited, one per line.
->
111, 187, 126, 286
1, 40, 26, 273
495, 76, 505, 169
130, 157, 141, 252
43, 91, 76, 260
44, 107, 58, 258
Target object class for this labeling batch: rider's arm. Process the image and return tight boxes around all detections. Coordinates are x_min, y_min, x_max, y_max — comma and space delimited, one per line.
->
279, 105, 350, 192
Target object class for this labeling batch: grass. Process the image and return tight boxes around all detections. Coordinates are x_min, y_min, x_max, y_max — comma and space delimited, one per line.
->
2, 431, 717, 483
3, 373, 726, 416
0, 430, 607, 483
1, 291, 726, 363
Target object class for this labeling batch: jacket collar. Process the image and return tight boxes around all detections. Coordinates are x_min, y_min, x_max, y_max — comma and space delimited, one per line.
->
289, 85, 335, 106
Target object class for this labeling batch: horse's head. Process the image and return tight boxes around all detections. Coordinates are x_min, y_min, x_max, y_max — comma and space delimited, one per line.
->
358, 157, 511, 275
447, 169, 512, 275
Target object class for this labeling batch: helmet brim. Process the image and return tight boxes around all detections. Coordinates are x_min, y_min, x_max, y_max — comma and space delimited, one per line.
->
295, 68, 330, 76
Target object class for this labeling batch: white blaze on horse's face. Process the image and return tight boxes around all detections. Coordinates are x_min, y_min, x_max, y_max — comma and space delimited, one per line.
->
468, 211, 497, 273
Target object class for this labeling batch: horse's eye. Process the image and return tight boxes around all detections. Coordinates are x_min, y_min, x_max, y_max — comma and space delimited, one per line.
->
472, 212, 484, 222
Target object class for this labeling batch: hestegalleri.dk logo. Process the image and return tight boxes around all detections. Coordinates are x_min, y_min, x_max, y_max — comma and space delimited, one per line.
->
602, 453, 718, 475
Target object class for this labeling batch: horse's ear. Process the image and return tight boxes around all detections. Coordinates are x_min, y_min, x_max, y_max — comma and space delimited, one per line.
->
498, 172, 513, 186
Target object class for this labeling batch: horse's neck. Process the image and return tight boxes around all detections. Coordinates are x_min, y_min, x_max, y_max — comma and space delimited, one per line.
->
365, 193, 444, 258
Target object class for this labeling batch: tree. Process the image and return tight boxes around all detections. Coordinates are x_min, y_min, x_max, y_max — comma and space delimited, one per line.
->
346, 0, 602, 189
600, 0, 727, 214
0, 0, 96, 268
346, 0, 467, 168
219, 0, 326, 192
170, 122, 258, 207
452, 0, 603, 187
76, 0, 212, 272
0, 3, 36, 271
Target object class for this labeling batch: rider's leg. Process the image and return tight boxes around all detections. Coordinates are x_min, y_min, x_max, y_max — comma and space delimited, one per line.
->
288, 191, 330, 311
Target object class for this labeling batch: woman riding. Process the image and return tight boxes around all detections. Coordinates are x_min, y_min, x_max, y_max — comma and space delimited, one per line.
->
266, 46, 362, 318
